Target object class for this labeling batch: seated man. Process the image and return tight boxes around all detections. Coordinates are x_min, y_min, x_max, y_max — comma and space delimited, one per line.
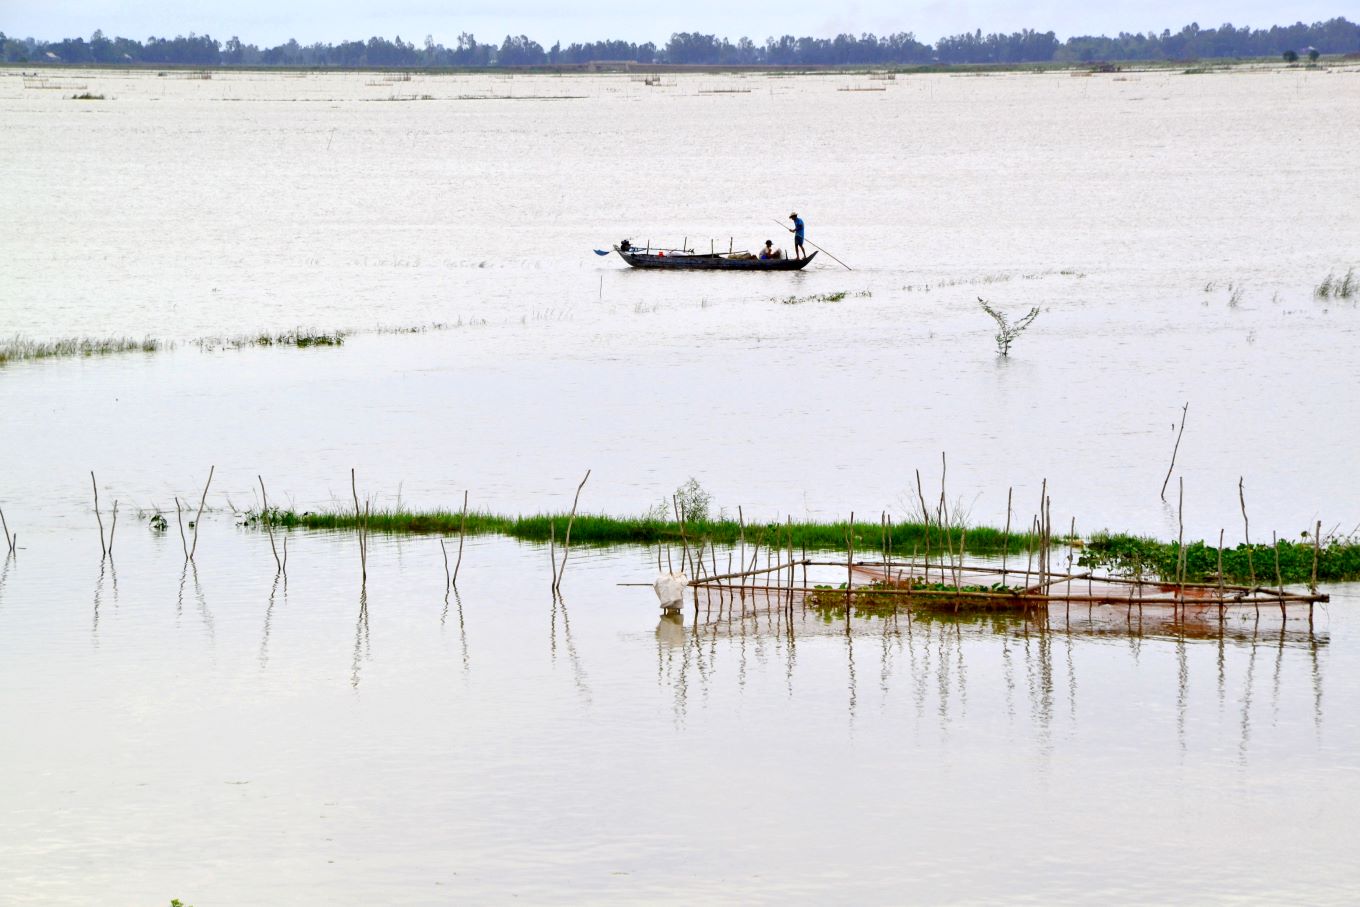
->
758, 240, 783, 260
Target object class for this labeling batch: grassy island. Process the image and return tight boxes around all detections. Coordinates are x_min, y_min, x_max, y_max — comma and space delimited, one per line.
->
244, 507, 1360, 585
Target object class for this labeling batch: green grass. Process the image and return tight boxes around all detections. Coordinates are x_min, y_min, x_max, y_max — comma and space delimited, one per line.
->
247, 507, 1033, 556
1080, 532, 1360, 585
247, 506, 1360, 585
0, 334, 161, 365
1315, 267, 1357, 300
194, 329, 346, 350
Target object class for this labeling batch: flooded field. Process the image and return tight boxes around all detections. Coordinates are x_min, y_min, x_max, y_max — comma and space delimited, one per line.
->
2, 66, 1359, 903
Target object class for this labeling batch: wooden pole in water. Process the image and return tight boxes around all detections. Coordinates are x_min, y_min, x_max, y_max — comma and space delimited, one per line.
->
453, 490, 468, 586
915, 469, 931, 583
549, 521, 557, 587
440, 538, 451, 590
1001, 486, 1012, 585
1224, 533, 1234, 625
1160, 402, 1189, 502
175, 496, 189, 561
108, 501, 118, 558
553, 469, 591, 592
1272, 531, 1287, 619
90, 471, 106, 557
258, 475, 282, 574
350, 468, 366, 582
845, 512, 854, 629
1310, 519, 1321, 596
190, 465, 214, 562
0, 505, 13, 555
1176, 478, 1185, 618
1239, 477, 1257, 615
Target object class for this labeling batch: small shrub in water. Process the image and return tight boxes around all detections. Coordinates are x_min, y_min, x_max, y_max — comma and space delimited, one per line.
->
978, 297, 1040, 357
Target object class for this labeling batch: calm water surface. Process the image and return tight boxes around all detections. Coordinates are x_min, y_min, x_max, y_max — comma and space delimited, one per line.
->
2, 67, 1359, 903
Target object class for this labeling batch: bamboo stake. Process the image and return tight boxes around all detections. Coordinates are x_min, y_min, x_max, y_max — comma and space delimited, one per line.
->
108, 501, 118, 557
553, 469, 591, 591
0, 506, 13, 554
1176, 478, 1185, 616
453, 490, 468, 585
350, 468, 366, 582
258, 476, 282, 574
915, 469, 931, 583
1310, 519, 1321, 596
175, 496, 189, 560
1272, 531, 1287, 619
845, 512, 854, 628
1217, 529, 1226, 621
190, 465, 214, 562
1160, 402, 1189, 502
282, 533, 288, 575
1001, 487, 1012, 584
91, 471, 106, 556
441, 538, 452, 590
1239, 477, 1257, 615
549, 521, 557, 587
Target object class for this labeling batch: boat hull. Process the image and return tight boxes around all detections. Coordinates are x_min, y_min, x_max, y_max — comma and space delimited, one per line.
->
616, 249, 817, 271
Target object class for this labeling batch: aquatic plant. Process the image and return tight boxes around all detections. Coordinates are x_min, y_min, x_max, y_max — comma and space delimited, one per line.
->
247, 506, 1034, 558
0, 335, 162, 365
1080, 531, 1360, 585
71, 92, 105, 100
776, 290, 847, 304
1315, 268, 1356, 300
978, 298, 1040, 357
195, 329, 346, 350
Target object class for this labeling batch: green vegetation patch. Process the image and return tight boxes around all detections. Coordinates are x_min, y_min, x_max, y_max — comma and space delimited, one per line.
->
1079, 532, 1360, 585
0, 334, 160, 365
248, 507, 1033, 556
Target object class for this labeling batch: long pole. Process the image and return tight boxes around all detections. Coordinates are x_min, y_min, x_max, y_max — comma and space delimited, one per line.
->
771, 220, 853, 270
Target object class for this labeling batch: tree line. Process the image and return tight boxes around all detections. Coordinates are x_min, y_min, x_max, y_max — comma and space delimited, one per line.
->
2, 19, 1357, 68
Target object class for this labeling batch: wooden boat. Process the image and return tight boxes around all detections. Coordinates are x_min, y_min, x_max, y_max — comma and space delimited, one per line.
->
614, 245, 817, 271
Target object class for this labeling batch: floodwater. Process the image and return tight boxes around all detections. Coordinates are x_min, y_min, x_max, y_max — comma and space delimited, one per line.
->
2, 66, 1360, 903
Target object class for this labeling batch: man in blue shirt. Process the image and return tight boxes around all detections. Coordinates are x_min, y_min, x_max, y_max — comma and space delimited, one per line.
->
788, 212, 806, 259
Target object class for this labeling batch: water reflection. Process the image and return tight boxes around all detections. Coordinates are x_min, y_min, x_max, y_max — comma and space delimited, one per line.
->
550, 593, 590, 704
175, 563, 214, 642
652, 594, 1329, 756
351, 588, 370, 689
441, 588, 470, 674
259, 575, 284, 670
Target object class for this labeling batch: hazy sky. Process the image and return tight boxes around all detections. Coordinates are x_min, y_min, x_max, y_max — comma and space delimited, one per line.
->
2, 1, 1348, 45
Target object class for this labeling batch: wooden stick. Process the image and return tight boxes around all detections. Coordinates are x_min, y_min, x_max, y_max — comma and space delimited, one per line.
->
845, 512, 855, 628
0, 505, 12, 554
549, 520, 557, 587
259, 476, 282, 573
190, 465, 214, 561
351, 468, 366, 581
453, 490, 468, 585
1160, 402, 1189, 502
108, 501, 118, 557
1239, 477, 1257, 614
553, 469, 591, 591
915, 469, 931, 582
1272, 531, 1287, 618
1311, 519, 1321, 596
1176, 478, 1186, 615
1224, 527, 1234, 620
175, 496, 189, 560
91, 471, 106, 556
1001, 486, 1012, 584
440, 538, 451, 590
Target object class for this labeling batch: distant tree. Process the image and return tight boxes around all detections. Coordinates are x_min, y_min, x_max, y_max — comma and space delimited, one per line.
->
496, 34, 545, 66
1308, 47, 1320, 61
1283, 48, 1299, 61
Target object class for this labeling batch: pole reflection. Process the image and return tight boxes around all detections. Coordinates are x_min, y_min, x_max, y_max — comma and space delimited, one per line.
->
650, 589, 1330, 758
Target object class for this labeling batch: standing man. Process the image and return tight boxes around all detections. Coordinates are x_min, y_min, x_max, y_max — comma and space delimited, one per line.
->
789, 211, 806, 259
